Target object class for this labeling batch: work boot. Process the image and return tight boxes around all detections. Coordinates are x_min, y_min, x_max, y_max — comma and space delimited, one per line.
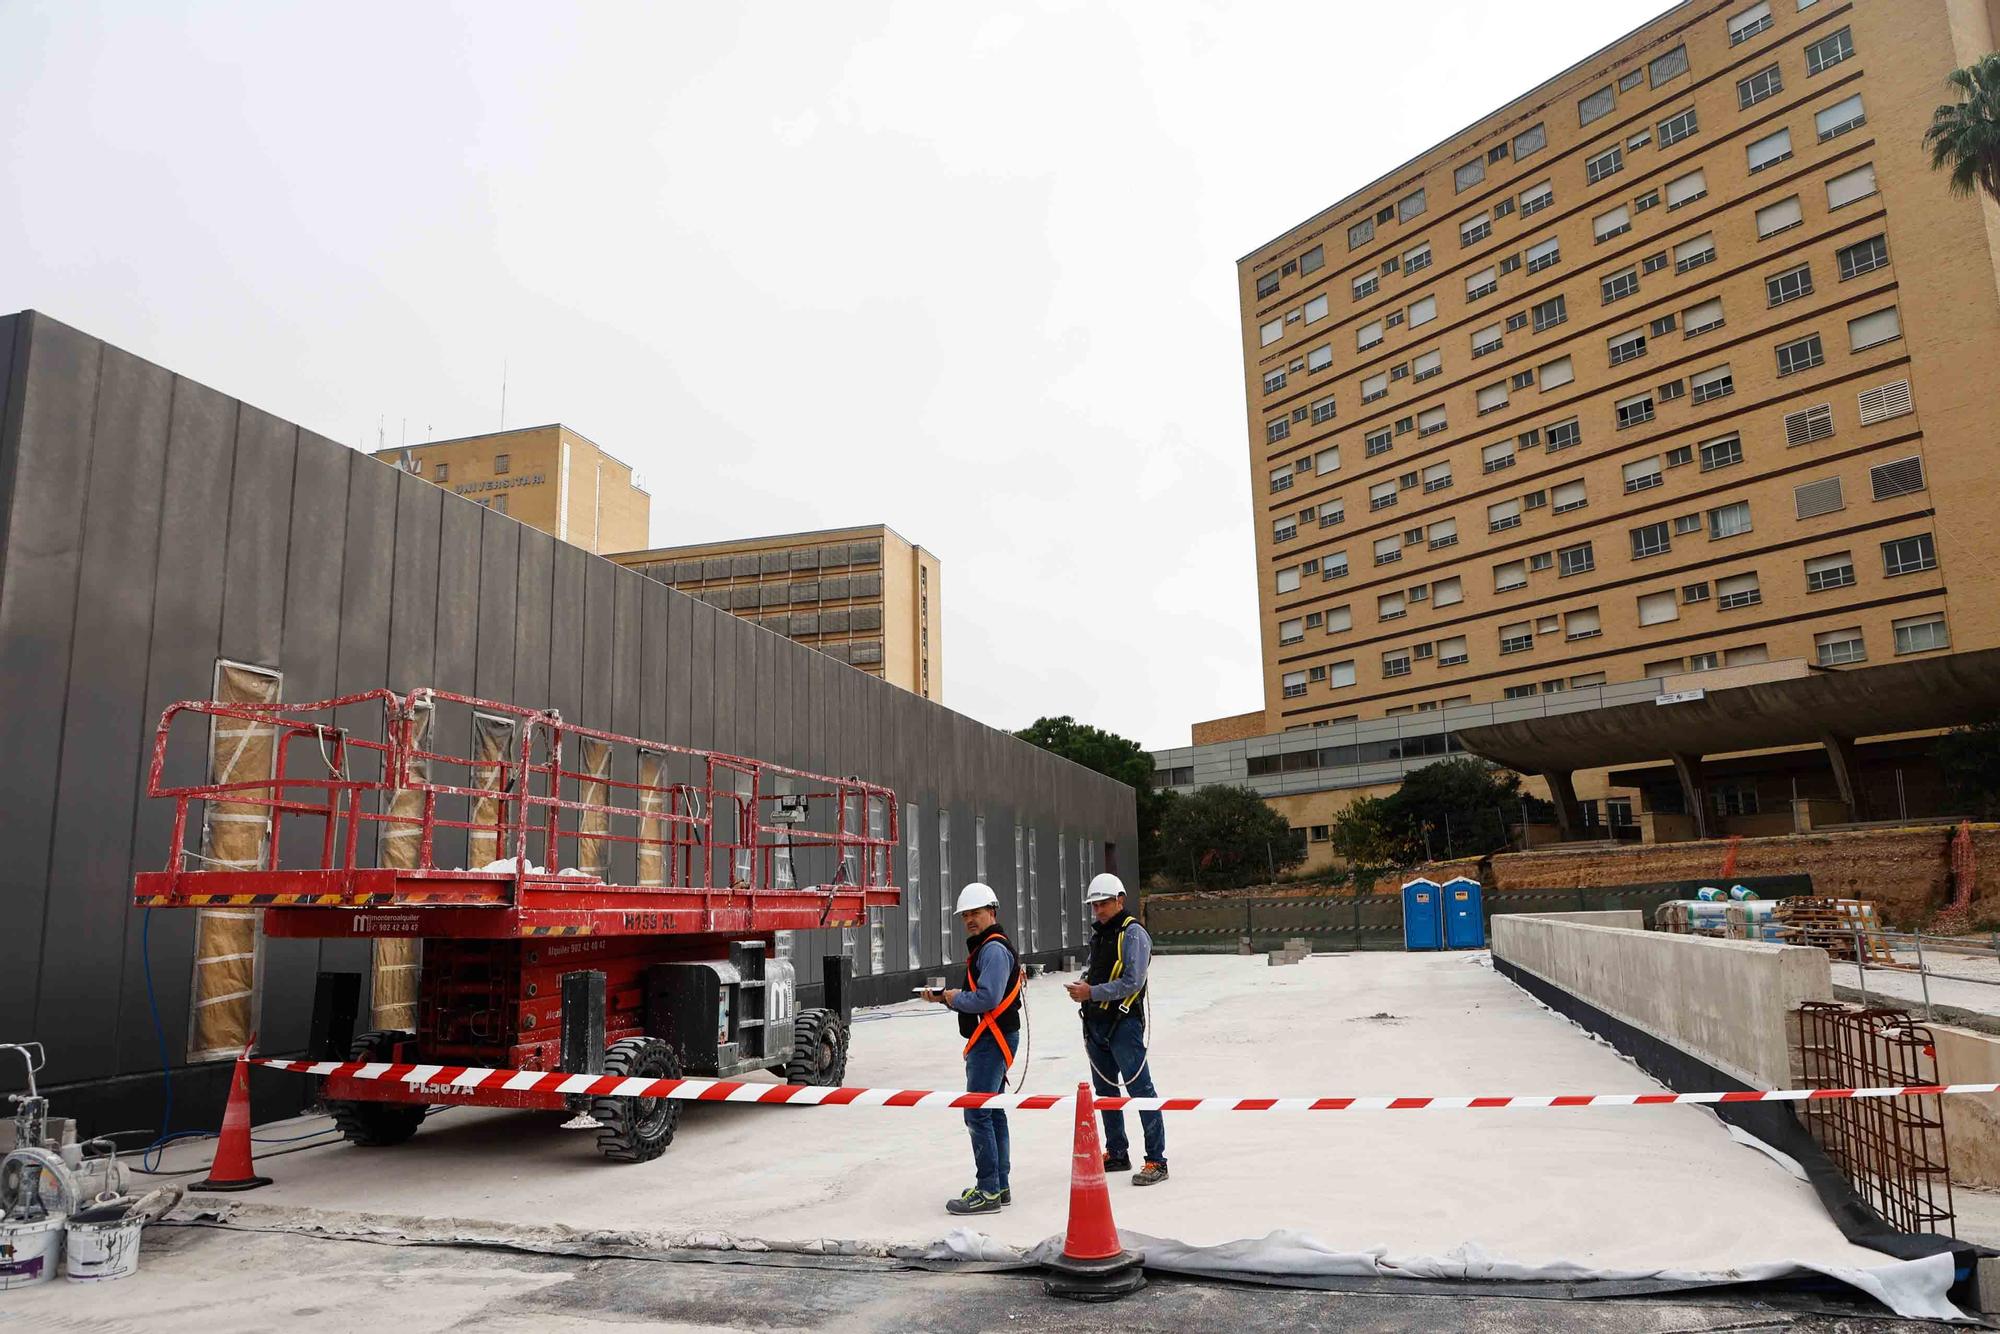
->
946, 1188, 1002, 1215
1102, 1153, 1131, 1173
998, 1187, 1012, 1206
1132, 1161, 1169, 1187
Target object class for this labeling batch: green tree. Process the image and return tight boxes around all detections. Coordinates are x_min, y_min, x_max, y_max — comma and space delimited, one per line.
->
1936, 720, 2000, 818
1013, 715, 1169, 881
1156, 784, 1304, 889
1327, 757, 1522, 866
1925, 54, 2000, 207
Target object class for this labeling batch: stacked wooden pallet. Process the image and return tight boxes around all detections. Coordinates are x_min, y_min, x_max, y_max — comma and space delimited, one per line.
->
1773, 897, 1903, 965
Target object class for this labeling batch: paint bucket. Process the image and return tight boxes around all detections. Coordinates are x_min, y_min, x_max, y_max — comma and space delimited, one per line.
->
64, 1213, 142, 1282
0, 1217, 64, 1289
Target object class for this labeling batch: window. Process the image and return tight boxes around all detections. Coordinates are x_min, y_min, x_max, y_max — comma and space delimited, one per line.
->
1279, 617, 1305, 644
1658, 108, 1699, 148
1357, 323, 1388, 356
1324, 605, 1354, 633
1667, 446, 1694, 469
1358, 433, 1389, 465
1511, 369, 1535, 391
1375, 537, 1403, 566
1713, 784, 1760, 817
1805, 26, 1853, 76
1418, 407, 1448, 437
1566, 606, 1602, 639
1690, 364, 1735, 405
1533, 296, 1569, 333
1300, 246, 1325, 275
1525, 491, 1548, 512
1304, 295, 1329, 324
1776, 333, 1824, 376
1585, 146, 1624, 185
1816, 94, 1866, 142
1894, 613, 1950, 655
1859, 379, 1913, 425
1716, 572, 1762, 609
1747, 128, 1793, 174
1602, 267, 1639, 304
1403, 242, 1434, 275
1638, 590, 1678, 625
1805, 550, 1855, 591
1757, 195, 1804, 238
1848, 307, 1902, 351
1872, 455, 1926, 501
1312, 397, 1338, 426
1788, 397, 1834, 439
1699, 433, 1743, 470
1503, 684, 1538, 699
1651, 44, 1690, 85
1519, 180, 1554, 217
1608, 328, 1647, 366
1495, 560, 1528, 592
1625, 458, 1664, 494
1263, 368, 1287, 395
1430, 635, 1468, 668
1408, 296, 1437, 328
1506, 311, 1529, 332
1658, 378, 1686, 402
1370, 481, 1398, 511
1579, 86, 1616, 127
1883, 533, 1937, 577
1766, 264, 1814, 306
1674, 233, 1716, 273
1500, 621, 1534, 653
1515, 123, 1548, 158
1552, 479, 1588, 514
1378, 592, 1406, 621
434, 462, 449, 482
1476, 382, 1508, 414
1276, 566, 1301, 593
1461, 212, 1492, 246
1397, 189, 1428, 223
1545, 417, 1581, 450
1410, 351, 1441, 382
1827, 163, 1878, 209
1422, 463, 1454, 495
1792, 475, 1842, 519
1320, 499, 1346, 528
1615, 392, 1655, 429
1708, 500, 1753, 538
493, 453, 511, 474
1257, 271, 1281, 298
1738, 65, 1784, 109
1307, 345, 1334, 371
1634, 522, 1675, 559
1642, 251, 1669, 275
1353, 274, 1381, 303
1455, 159, 1487, 193
1472, 324, 1504, 357
1434, 577, 1464, 607
1593, 205, 1632, 241
1324, 550, 1350, 579
1489, 498, 1523, 531
1429, 518, 1459, 550
1683, 298, 1725, 336
1729, 1, 1773, 43
1383, 650, 1412, 678
1465, 268, 1498, 300
1273, 517, 1298, 543
1266, 417, 1291, 443
1665, 170, 1708, 211
1525, 236, 1561, 275
1635, 189, 1661, 214
1362, 373, 1390, 404
1268, 466, 1293, 494
1282, 670, 1308, 698
1349, 218, 1375, 250
1261, 319, 1283, 346
1684, 584, 1712, 605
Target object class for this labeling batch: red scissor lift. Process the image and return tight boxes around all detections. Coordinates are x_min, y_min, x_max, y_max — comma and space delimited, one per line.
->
133, 687, 900, 1161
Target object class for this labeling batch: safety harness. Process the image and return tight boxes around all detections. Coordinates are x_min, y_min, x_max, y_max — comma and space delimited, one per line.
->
958, 925, 1025, 1067
1085, 911, 1147, 1021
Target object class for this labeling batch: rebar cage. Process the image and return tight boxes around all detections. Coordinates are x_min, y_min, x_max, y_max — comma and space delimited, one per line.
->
135, 687, 900, 905
1795, 1001, 1955, 1236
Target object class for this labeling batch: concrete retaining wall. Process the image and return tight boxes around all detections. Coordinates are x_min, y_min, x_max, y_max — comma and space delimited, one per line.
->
1526, 910, 1645, 929
1930, 1026, 2000, 1190
1492, 914, 1833, 1089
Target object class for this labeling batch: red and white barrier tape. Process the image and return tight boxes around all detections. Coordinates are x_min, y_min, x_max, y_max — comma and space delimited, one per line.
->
255, 1058, 2000, 1112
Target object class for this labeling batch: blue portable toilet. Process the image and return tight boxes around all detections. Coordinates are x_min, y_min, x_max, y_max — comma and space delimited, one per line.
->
1401, 878, 1443, 951
1442, 876, 1485, 949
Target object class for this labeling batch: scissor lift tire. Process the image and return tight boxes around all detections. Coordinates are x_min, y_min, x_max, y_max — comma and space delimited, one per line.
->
592, 1037, 682, 1163
783, 1009, 847, 1087
327, 1030, 427, 1147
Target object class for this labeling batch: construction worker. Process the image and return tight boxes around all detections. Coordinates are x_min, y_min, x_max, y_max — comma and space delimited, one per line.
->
1065, 872, 1167, 1185
920, 882, 1023, 1215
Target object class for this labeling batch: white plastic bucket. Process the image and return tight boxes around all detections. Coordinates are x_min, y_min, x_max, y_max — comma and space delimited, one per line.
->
64, 1216, 141, 1282
0, 1217, 64, 1289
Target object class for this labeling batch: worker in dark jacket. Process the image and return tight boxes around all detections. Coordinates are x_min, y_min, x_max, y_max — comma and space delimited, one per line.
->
1066, 873, 1167, 1185
921, 882, 1023, 1214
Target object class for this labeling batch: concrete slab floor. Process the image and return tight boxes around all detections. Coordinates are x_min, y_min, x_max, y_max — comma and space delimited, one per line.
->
114, 955, 1951, 1294
2, 1223, 1936, 1333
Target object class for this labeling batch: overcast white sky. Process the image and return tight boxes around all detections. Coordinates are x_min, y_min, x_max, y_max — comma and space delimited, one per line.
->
3, 0, 1668, 751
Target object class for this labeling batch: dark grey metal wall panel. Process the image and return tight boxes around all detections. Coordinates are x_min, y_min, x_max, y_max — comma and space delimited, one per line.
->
607, 569, 641, 886
580, 555, 614, 730
637, 577, 669, 744
512, 529, 555, 716
545, 542, 584, 723
473, 510, 521, 706
115, 373, 239, 1077
219, 406, 297, 670
38, 345, 174, 1084
687, 602, 715, 752
0, 313, 24, 581
385, 472, 442, 690
664, 592, 692, 752
0, 315, 100, 1043
428, 495, 483, 873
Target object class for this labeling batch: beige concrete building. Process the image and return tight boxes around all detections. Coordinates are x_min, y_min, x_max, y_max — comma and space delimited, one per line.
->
612, 525, 942, 701
1162, 0, 2000, 860
376, 424, 651, 555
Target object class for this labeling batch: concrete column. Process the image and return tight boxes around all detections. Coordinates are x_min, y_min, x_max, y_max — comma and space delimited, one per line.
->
1672, 752, 1710, 840
1541, 770, 1585, 841
1819, 732, 1871, 822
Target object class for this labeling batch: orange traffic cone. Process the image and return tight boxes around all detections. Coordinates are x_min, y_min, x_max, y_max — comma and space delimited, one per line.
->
1042, 1081, 1145, 1301
189, 1043, 272, 1192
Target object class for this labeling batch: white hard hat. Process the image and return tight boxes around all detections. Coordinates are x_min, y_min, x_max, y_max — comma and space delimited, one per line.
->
1085, 873, 1126, 904
955, 882, 999, 914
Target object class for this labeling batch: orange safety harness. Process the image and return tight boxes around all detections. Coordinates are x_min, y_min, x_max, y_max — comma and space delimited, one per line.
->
960, 932, 1025, 1068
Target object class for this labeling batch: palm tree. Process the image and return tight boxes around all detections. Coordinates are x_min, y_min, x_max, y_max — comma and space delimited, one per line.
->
1924, 54, 2000, 207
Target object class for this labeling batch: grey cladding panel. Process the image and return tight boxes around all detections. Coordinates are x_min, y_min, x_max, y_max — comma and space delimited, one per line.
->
580, 556, 616, 729
546, 542, 585, 719
219, 405, 297, 669
513, 530, 555, 711
386, 473, 442, 690
474, 511, 521, 705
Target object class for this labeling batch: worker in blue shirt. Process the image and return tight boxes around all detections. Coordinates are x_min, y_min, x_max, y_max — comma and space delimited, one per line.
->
921, 882, 1023, 1214
1066, 873, 1167, 1185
